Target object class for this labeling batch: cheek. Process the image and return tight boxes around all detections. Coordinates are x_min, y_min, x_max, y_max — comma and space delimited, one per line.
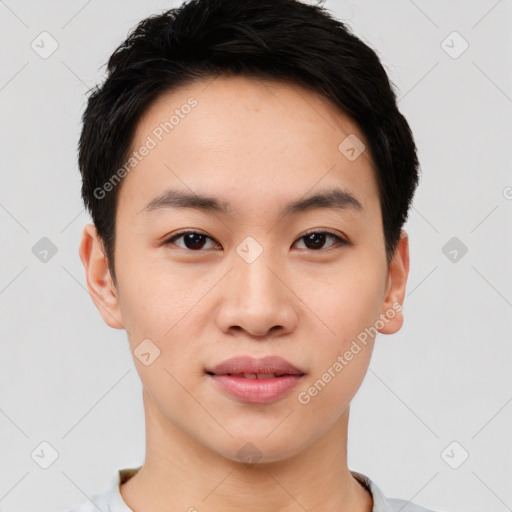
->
116, 266, 206, 379
310, 263, 384, 342
115, 240, 184, 333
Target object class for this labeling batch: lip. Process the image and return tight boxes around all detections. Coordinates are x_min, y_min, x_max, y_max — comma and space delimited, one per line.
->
207, 355, 305, 376
206, 355, 306, 405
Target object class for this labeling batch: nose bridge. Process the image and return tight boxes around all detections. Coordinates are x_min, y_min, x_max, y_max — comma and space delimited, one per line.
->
217, 239, 296, 336
234, 241, 284, 305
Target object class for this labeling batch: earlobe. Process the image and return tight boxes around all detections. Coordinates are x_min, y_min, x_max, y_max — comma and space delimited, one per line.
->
78, 223, 125, 330
377, 230, 410, 335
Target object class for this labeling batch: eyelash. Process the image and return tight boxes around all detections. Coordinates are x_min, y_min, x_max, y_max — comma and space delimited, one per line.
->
163, 230, 347, 252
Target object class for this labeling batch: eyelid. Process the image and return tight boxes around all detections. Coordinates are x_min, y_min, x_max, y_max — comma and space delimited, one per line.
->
163, 229, 348, 250
300, 228, 347, 241
164, 229, 220, 249
296, 230, 348, 249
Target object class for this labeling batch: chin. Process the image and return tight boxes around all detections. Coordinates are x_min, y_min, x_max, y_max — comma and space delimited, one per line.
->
208, 434, 306, 466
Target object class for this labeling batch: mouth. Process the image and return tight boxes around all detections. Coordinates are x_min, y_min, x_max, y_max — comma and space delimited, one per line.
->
205, 355, 306, 404
206, 372, 299, 379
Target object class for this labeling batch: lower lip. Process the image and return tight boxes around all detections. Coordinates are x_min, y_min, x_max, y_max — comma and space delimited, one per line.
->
209, 374, 304, 404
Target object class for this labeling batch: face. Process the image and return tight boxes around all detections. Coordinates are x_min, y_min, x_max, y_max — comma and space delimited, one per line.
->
80, 75, 409, 463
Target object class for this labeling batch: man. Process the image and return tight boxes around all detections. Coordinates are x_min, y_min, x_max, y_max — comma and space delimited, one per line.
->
69, 1, 444, 511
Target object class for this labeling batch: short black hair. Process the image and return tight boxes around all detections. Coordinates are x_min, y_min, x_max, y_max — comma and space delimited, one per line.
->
78, 0, 420, 285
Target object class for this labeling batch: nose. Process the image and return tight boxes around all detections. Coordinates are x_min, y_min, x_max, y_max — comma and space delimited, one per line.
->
215, 250, 298, 338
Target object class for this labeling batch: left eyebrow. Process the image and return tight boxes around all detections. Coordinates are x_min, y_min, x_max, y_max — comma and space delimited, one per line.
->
139, 187, 364, 217
281, 188, 364, 216
139, 188, 234, 216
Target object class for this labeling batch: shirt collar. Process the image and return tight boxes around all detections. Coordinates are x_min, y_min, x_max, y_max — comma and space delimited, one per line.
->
110, 467, 393, 512
351, 470, 395, 512
108, 467, 141, 512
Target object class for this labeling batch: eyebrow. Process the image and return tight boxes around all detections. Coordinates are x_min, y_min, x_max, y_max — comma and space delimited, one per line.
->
140, 187, 364, 217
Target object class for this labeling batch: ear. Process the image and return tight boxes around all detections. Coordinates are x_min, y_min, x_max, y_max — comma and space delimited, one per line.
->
78, 223, 124, 330
377, 230, 410, 334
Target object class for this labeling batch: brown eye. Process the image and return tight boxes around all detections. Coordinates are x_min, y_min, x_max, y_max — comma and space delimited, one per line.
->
164, 231, 219, 251
295, 231, 346, 251
163, 230, 347, 252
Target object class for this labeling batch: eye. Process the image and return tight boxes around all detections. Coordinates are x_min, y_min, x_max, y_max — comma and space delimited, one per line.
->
294, 230, 347, 251
163, 230, 347, 252
164, 231, 220, 251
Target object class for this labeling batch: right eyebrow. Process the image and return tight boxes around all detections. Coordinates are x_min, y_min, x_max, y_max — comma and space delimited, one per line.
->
139, 189, 234, 216
139, 187, 364, 217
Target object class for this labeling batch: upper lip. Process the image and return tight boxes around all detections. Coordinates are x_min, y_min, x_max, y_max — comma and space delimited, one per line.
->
207, 356, 305, 376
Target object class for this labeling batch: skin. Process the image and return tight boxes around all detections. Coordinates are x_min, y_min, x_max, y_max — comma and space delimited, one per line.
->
79, 75, 409, 512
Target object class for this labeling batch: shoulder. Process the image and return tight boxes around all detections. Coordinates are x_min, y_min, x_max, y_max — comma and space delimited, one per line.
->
387, 497, 441, 511
63, 467, 140, 512
63, 493, 109, 512
351, 471, 445, 512
62, 475, 115, 512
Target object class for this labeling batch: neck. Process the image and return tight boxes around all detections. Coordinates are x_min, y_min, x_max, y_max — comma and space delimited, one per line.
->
120, 389, 373, 512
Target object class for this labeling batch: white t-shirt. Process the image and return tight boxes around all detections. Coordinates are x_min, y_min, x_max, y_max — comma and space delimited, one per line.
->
64, 467, 442, 512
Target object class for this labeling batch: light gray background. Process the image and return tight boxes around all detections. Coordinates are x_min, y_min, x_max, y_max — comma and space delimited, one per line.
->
1, 1, 511, 511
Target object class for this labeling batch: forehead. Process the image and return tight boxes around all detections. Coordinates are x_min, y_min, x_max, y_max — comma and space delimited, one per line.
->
119, 74, 379, 220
